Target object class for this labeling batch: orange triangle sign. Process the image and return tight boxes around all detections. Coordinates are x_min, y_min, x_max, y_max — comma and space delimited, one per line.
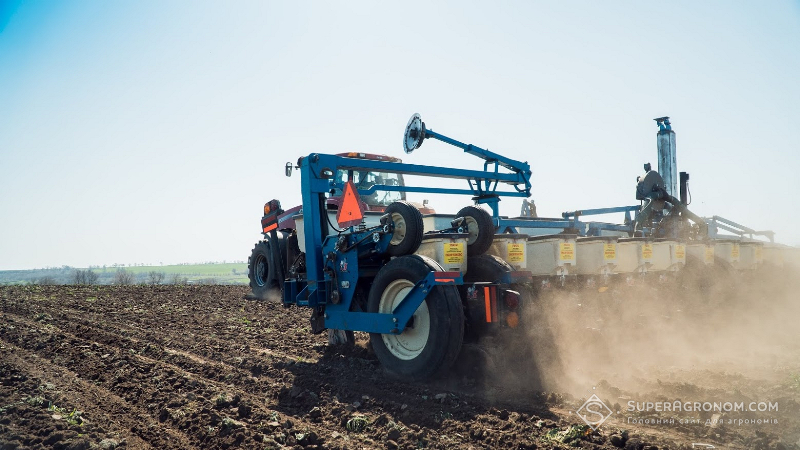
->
336, 180, 365, 228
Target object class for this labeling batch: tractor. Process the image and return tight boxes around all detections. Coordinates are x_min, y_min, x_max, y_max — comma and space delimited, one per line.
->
248, 114, 532, 380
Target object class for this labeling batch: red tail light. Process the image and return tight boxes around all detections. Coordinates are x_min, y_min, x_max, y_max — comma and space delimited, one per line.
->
503, 289, 520, 310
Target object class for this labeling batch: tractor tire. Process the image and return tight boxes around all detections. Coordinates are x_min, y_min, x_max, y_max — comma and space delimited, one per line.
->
385, 201, 424, 256
456, 205, 494, 256
248, 240, 278, 300
464, 254, 513, 282
368, 255, 464, 381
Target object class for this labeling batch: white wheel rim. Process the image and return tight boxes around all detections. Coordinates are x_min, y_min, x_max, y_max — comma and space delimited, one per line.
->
379, 279, 430, 360
464, 216, 479, 245
389, 212, 407, 246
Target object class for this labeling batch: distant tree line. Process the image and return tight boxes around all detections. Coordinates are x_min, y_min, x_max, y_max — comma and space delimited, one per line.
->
9, 269, 208, 286
0, 262, 249, 286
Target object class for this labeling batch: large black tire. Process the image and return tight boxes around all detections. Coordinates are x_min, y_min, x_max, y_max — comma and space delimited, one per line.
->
465, 254, 513, 282
460, 254, 514, 339
368, 255, 464, 381
248, 240, 278, 300
385, 201, 424, 256
456, 205, 494, 256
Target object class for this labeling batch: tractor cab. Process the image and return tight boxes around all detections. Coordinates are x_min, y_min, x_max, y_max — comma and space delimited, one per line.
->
330, 152, 406, 211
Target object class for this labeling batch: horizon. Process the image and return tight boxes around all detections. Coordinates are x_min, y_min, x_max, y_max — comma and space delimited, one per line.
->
0, 260, 246, 272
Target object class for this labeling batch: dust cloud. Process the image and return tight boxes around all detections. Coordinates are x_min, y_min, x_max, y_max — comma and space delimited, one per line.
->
459, 258, 800, 406
519, 262, 800, 396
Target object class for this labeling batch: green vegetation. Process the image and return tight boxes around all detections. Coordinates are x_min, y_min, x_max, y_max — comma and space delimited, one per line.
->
544, 424, 592, 446
346, 415, 369, 433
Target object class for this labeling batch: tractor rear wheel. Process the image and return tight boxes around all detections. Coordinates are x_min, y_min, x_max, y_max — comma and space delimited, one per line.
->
248, 240, 278, 300
368, 255, 464, 380
456, 205, 495, 256
385, 201, 424, 256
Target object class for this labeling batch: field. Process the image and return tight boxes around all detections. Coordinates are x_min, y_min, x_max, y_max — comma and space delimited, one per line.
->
1, 275, 799, 450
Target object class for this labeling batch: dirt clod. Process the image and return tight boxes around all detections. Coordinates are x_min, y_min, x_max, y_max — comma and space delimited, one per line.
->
611, 434, 626, 447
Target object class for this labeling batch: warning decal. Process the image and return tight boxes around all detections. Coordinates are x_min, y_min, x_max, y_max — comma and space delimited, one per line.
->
507, 243, 525, 263
603, 243, 616, 261
444, 243, 464, 264
705, 246, 715, 263
675, 244, 686, 260
731, 244, 740, 259
641, 243, 653, 260
559, 242, 575, 261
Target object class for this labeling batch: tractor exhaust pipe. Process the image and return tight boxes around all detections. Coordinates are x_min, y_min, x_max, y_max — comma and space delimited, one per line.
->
655, 117, 677, 199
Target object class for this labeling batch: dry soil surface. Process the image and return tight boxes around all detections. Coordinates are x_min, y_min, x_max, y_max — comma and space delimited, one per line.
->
1, 277, 798, 449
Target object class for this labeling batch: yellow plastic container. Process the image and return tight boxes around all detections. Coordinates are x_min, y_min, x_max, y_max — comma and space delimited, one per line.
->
687, 243, 715, 265
488, 234, 528, 270
669, 241, 687, 271
415, 233, 469, 273
735, 241, 763, 270
575, 236, 618, 276
526, 234, 577, 276
615, 238, 651, 274
761, 244, 785, 268
714, 240, 741, 266
647, 240, 681, 272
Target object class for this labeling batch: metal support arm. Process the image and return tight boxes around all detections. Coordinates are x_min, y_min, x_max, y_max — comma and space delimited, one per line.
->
402, 113, 532, 217
324, 271, 464, 334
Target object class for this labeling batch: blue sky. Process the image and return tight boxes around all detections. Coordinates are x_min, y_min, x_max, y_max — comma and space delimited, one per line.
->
1, 1, 798, 270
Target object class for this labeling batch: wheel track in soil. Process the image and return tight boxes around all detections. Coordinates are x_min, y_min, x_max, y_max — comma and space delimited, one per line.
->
2, 287, 431, 409
2, 287, 483, 448
0, 341, 181, 449
1, 286, 323, 377
3, 290, 551, 423
3, 285, 796, 449
2, 299, 303, 385
1, 285, 564, 449
0, 308, 347, 449
2, 299, 463, 423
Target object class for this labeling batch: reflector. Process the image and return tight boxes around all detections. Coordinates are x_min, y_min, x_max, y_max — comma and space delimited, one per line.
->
336, 180, 364, 228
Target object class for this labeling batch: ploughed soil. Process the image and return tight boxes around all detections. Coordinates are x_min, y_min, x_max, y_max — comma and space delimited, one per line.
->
1, 279, 798, 449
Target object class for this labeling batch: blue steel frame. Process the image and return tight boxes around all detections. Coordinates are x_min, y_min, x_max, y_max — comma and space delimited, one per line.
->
496, 205, 644, 236
706, 215, 775, 242
285, 151, 532, 334
561, 205, 641, 236
419, 127, 532, 218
